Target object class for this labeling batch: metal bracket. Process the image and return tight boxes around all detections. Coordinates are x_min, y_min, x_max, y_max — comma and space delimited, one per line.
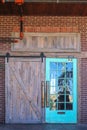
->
4, 52, 46, 63
40, 52, 46, 62
6, 52, 10, 63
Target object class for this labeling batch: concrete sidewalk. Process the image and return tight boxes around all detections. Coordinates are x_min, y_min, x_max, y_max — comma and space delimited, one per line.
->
0, 124, 87, 130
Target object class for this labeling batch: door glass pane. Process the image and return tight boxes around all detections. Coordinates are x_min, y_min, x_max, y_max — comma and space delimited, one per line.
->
49, 61, 73, 111
58, 103, 64, 110
50, 62, 57, 70
66, 94, 73, 103
50, 71, 57, 87
50, 95, 57, 110
66, 103, 73, 110
66, 79, 73, 95
50, 70, 57, 94
58, 79, 65, 86
50, 102, 57, 110
58, 62, 65, 78
58, 94, 65, 102
68, 95, 73, 102
66, 62, 73, 78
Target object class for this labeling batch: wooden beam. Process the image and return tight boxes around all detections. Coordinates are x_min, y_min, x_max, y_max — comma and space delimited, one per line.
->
0, 3, 87, 16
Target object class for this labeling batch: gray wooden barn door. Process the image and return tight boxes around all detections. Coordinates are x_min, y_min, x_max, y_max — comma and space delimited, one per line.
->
5, 58, 45, 123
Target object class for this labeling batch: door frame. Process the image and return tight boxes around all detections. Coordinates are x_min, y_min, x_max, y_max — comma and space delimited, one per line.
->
45, 58, 77, 123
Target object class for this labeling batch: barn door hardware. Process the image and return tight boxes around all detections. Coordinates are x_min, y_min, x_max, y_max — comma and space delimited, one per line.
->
40, 52, 46, 62
0, 52, 46, 63
6, 52, 10, 63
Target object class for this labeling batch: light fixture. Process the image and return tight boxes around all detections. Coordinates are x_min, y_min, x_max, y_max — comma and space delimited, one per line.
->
15, 0, 24, 5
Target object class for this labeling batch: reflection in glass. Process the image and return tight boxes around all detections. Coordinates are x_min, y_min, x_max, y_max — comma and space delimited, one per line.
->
66, 71, 73, 78
58, 79, 65, 86
50, 87, 58, 94
49, 61, 74, 111
66, 103, 73, 110
50, 71, 57, 86
58, 103, 64, 110
66, 62, 73, 78
66, 87, 70, 94
50, 62, 57, 70
57, 87, 65, 103
66, 62, 73, 71
50, 71, 57, 80
58, 86, 65, 95
50, 94, 57, 110
68, 95, 73, 102
58, 62, 65, 78
58, 94, 64, 102
66, 95, 70, 102
50, 102, 57, 110
66, 79, 73, 95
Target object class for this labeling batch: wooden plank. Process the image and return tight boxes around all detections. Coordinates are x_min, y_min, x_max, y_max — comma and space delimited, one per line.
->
10, 62, 41, 119
5, 58, 45, 123
11, 33, 81, 52
9, 58, 41, 62
1, 3, 87, 16
5, 58, 9, 123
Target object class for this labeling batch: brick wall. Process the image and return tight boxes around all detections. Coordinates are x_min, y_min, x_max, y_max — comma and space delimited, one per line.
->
80, 59, 87, 123
0, 16, 87, 51
0, 16, 87, 123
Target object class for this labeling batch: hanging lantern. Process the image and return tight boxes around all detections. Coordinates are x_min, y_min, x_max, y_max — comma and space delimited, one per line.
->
15, 0, 24, 5
1, 0, 5, 3
1, 0, 24, 4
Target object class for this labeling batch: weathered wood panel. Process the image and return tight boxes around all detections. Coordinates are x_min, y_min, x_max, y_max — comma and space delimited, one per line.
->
11, 33, 80, 52
5, 58, 45, 123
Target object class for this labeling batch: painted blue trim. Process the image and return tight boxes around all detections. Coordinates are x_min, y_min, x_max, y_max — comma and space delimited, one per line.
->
46, 58, 77, 123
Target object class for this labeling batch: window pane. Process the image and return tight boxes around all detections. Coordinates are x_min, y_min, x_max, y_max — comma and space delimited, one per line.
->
50, 95, 57, 110
66, 62, 73, 78
66, 79, 73, 95
58, 79, 65, 86
58, 103, 64, 110
66, 95, 73, 103
50, 62, 57, 70
50, 102, 57, 110
50, 70, 57, 89
58, 94, 65, 102
58, 62, 65, 78
66, 103, 73, 110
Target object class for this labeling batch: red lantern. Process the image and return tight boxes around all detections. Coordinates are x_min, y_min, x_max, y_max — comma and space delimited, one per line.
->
1, 0, 24, 5
1, 0, 5, 3
15, 0, 24, 5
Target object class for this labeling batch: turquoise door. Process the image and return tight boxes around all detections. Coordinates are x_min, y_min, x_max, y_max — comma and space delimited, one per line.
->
46, 58, 77, 123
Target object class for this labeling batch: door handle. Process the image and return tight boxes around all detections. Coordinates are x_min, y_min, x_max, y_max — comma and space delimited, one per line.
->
46, 81, 50, 107
41, 81, 45, 108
